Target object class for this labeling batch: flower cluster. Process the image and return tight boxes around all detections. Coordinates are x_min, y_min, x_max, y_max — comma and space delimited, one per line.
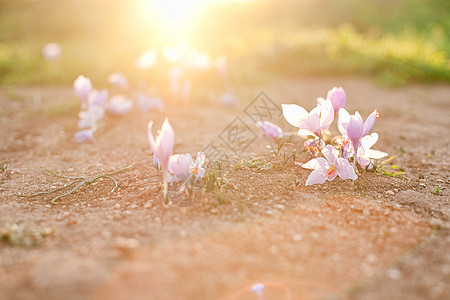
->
260, 86, 387, 186
73, 75, 105, 143
147, 118, 206, 201
70, 44, 237, 144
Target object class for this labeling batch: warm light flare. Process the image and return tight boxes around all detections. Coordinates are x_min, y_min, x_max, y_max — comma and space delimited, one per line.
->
138, 0, 254, 42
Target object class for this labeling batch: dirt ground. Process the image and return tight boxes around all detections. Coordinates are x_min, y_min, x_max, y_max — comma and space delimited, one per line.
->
0, 77, 449, 300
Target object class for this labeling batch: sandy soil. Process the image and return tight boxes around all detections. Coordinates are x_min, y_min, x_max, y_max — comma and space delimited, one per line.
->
0, 77, 449, 300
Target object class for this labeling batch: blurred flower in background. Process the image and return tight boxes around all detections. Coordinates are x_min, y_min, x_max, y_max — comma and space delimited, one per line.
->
42, 43, 61, 61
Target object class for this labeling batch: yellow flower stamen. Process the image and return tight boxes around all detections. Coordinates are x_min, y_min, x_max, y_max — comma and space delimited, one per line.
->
327, 165, 335, 179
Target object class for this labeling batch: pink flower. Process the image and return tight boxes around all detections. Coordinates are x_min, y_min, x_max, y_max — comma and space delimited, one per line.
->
168, 154, 192, 183
256, 121, 283, 139
304, 138, 325, 157
282, 100, 334, 137
338, 108, 378, 166
318, 87, 346, 113
42, 43, 61, 61
88, 89, 109, 108
73, 75, 92, 106
167, 152, 206, 183
106, 96, 133, 115
108, 72, 128, 89
148, 118, 174, 172
77, 107, 103, 129
137, 94, 164, 112
74, 129, 95, 143
302, 145, 357, 185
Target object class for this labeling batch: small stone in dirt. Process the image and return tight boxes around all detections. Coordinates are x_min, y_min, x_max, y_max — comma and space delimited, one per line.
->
45, 204, 52, 208
385, 190, 395, 196
274, 204, 285, 210
114, 203, 120, 209
293, 234, 303, 241
420, 183, 426, 187
129, 204, 138, 209
210, 208, 219, 215
387, 268, 401, 280
143, 202, 152, 208
115, 237, 140, 258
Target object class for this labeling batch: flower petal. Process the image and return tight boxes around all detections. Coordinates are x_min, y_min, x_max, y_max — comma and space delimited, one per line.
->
336, 158, 357, 180
147, 121, 156, 153
362, 109, 377, 137
319, 99, 334, 130
346, 115, 364, 147
298, 129, 316, 137
365, 149, 388, 159
337, 108, 350, 136
282, 104, 308, 128
360, 132, 379, 150
195, 152, 206, 167
305, 169, 327, 186
74, 129, 95, 143
302, 157, 327, 170
356, 155, 371, 169
321, 145, 339, 164
155, 118, 175, 170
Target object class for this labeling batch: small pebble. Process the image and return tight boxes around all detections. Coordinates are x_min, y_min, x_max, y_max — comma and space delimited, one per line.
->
387, 269, 401, 280
385, 190, 395, 196
293, 234, 303, 241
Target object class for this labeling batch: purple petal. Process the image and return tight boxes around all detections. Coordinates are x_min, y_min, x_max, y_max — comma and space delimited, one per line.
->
305, 169, 327, 186
346, 115, 364, 148
168, 154, 193, 182
336, 158, 357, 180
147, 121, 156, 153
74, 129, 95, 143
155, 118, 174, 171
321, 145, 338, 164
337, 108, 350, 136
256, 121, 283, 139
327, 87, 346, 112
304, 107, 321, 135
89, 89, 109, 107
319, 99, 334, 131
362, 109, 377, 137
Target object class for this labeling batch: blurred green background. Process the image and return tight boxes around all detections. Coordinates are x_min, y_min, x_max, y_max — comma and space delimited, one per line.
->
0, 0, 449, 87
